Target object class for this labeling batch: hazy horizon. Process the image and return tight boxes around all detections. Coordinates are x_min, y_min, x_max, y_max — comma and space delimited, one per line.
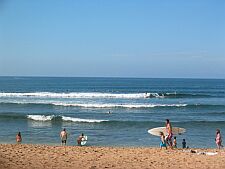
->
0, 75, 224, 80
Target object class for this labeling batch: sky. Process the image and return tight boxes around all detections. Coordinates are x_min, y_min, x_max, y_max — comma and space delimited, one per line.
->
0, 0, 225, 78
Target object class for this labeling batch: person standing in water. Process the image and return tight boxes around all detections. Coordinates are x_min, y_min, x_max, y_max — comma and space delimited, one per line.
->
60, 128, 68, 146
165, 119, 173, 147
182, 139, 186, 148
16, 132, 22, 143
77, 133, 85, 146
215, 129, 223, 149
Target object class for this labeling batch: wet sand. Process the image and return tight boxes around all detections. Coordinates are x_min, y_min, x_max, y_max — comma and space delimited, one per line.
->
0, 144, 225, 169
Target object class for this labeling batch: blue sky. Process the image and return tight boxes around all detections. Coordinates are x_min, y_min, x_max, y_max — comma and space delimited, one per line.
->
0, 0, 224, 78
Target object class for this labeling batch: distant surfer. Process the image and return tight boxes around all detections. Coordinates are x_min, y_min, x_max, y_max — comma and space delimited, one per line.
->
108, 110, 111, 114
144, 92, 150, 98
159, 93, 165, 98
60, 128, 68, 146
165, 119, 173, 147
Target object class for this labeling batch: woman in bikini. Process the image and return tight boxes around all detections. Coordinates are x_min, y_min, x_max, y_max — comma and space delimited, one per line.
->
165, 119, 173, 147
16, 132, 22, 143
215, 129, 223, 149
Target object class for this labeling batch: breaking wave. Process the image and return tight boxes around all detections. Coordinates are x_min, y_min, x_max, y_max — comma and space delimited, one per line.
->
61, 116, 108, 123
0, 92, 214, 99
26, 115, 107, 123
27, 115, 54, 121
0, 92, 157, 99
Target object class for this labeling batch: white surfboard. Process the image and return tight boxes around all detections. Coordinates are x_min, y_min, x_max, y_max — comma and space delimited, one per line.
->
148, 127, 186, 136
80, 136, 88, 146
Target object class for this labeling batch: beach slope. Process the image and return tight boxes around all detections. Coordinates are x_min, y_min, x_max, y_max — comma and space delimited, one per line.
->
0, 144, 225, 169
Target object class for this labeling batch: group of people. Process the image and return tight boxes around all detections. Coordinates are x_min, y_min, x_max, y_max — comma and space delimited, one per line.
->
159, 119, 223, 149
159, 119, 175, 149
15, 129, 86, 146
15, 120, 223, 149
59, 128, 86, 146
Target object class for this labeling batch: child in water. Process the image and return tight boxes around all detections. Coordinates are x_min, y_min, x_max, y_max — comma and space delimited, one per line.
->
160, 132, 167, 149
173, 136, 177, 148
182, 139, 186, 148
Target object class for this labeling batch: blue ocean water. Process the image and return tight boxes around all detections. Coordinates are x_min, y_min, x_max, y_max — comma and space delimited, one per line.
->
0, 77, 225, 148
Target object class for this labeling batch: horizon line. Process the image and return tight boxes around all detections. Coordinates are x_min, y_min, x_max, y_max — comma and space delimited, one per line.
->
0, 75, 224, 80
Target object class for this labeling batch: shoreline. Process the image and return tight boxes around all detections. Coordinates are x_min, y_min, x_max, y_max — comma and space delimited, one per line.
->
1, 144, 225, 169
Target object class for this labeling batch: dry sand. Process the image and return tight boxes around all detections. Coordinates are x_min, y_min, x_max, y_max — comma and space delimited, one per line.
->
0, 144, 225, 169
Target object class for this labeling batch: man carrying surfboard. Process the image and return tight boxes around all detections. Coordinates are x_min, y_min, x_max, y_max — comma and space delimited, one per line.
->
165, 119, 173, 147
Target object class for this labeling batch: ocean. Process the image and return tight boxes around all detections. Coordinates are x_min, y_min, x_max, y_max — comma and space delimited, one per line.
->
0, 77, 224, 148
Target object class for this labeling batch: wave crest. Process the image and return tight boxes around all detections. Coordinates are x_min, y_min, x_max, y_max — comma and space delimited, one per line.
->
61, 116, 108, 123
27, 115, 54, 121
26, 115, 107, 123
0, 92, 215, 99
0, 92, 164, 99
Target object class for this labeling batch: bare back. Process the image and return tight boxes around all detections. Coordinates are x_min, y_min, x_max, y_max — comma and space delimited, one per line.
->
60, 131, 67, 141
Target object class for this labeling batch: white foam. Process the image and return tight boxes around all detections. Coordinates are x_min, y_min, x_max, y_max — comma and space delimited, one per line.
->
61, 116, 108, 123
0, 92, 163, 99
27, 115, 54, 121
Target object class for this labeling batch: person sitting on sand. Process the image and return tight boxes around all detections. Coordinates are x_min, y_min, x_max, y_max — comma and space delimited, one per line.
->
77, 133, 86, 146
215, 129, 223, 149
159, 132, 167, 149
182, 139, 186, 148
16, 132, 22, 143
60, 128, 67, 146
173, 136, 177, 148
165, 119, 173, 147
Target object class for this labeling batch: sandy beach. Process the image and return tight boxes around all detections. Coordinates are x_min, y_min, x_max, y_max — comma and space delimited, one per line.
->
0, 144, 225, 169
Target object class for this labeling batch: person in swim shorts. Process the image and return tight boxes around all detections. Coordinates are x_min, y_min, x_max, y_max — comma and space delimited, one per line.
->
60, 128, 67, 145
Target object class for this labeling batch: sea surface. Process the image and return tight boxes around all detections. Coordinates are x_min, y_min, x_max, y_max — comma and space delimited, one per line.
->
0, 77, 225, 148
